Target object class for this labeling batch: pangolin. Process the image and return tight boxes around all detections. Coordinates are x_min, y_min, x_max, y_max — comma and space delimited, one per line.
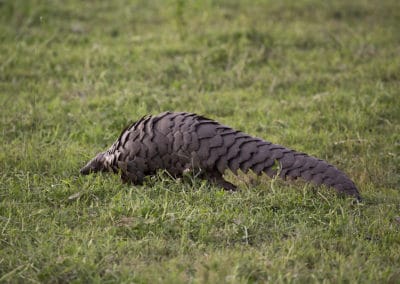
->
80, 111, 361, 200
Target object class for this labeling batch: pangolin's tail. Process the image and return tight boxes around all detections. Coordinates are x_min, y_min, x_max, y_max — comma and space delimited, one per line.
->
207, 126, 361, 200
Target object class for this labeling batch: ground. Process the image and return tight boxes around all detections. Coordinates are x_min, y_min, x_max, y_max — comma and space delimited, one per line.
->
0, 0, 399, 282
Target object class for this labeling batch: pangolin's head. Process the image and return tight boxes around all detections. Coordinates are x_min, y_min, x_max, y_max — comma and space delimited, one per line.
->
80, 152, 108, 175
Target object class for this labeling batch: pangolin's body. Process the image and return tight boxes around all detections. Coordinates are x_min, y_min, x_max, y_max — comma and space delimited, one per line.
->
80, 111, 361, 200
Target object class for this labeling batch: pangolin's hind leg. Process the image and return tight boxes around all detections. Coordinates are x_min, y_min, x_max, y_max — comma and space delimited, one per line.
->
203, 171, 237, 191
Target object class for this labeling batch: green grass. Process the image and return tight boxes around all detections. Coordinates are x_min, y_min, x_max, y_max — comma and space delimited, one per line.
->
1, 0, 399, 282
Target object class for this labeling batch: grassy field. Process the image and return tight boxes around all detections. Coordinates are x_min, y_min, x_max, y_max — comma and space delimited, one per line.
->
1, 0, 399, 282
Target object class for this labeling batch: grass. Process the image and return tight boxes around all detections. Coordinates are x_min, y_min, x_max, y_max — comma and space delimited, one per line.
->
0, 0, 399, 282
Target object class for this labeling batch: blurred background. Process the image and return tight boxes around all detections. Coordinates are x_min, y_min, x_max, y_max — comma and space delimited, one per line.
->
1, 0, 398, 183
